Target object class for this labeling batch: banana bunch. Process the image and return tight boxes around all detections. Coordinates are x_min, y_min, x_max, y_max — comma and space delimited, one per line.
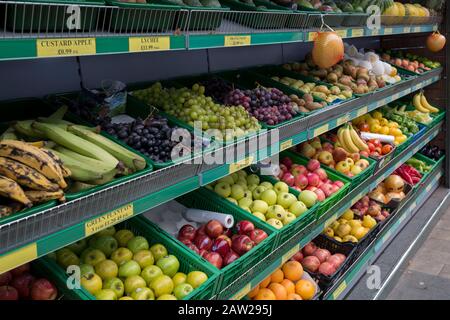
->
413, 92, 440, 113
337, 124, 369, 154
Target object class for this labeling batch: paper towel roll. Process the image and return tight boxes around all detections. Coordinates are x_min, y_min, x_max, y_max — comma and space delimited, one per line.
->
360, 132, 395, 144
183, 209, 234, 229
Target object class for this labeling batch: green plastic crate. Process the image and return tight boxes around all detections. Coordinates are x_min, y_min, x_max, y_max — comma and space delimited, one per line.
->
409, 153, 436, 188
2, 0, 104, 32
202, 169, 319, 247
146, 188, 279, 295
281, 151, 352, 220
105, 1, 179, 32
41, 216, 220, 300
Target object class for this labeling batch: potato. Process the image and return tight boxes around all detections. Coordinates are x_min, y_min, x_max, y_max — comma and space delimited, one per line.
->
299, 106, 310, 113
305, 102, 323, 110
338, 76, 353, 86
358, 73, 370, 82
356, 78, 368, 86
327, 72, 338, 83
303, 93, 314, 103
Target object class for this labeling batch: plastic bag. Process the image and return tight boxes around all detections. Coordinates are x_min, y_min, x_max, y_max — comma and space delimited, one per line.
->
79, 80, 127, 118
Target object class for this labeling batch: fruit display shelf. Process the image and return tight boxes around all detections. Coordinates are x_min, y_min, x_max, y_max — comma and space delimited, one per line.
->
0, 68, 442, 275
217, 120, 442, 300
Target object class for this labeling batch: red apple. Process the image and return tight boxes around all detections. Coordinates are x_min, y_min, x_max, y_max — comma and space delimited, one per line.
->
196, 224, 207, 236
10, 273, 35, 299
180, 238, 193, 246
327, 255, 342, 269
314, 168, 328, 181
10, 263, 30, 277
199, 249, 208, 258
322, 142, 334, 152
235, 220, 255, 235
334, 180, 344, 188
205, 220, 224, 238
0, 286, 18, 300
187, 243, 200, 254
291, 251, 304, 263
306, 186, 317, 192
314, 188, 326, 201
0, 272, 12, 286
211, 238, 231, 258
313, 248, 331, 263
318, 262, 336, 276
216, 235, 232, 247
30, 279, 58, 300
231, 235, 254, 256
248, 229, 268, 244
292, 186, 302, 192
282, 173, 295, 187
223, 250, 240, 266
360, 151, 369, 158
301, 256, 320, 273
330, 184, 340, 194
282, 157, 293, 169
291, 164, 307, 177
307, 159, 321, 172
223, 228, 233, 238
303, 242, 317, 256
307, 173, 320, 187
204, 252, 223, 269
320, 183, 334, 198
295, 174, 308, 189
178, 224, 196, 242
194, 234, 213, 251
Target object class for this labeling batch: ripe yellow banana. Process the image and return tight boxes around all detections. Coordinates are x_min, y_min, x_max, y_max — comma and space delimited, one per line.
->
413, 93, 430, 113
0, 157, 60, 192
40, 149, 71, 178
342, 126, 360, 153
0, 140, 67, 189
0, 175, 32, 207
337, 127, 350, 153
420, 93, 440, 113
349, 125, 369, 151
24, 190, 65, 203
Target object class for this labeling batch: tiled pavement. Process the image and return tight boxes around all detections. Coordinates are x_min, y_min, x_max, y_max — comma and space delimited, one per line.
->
387, 207, 450, 299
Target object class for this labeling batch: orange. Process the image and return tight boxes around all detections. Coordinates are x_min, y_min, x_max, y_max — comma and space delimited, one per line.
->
254, 288, 276, 300
287, 293, 302, 300
248, 285, 260, 299
259, 275, 271, 288
270, 268, 284, 283
295, 279, 316, 300
282, 261, 303, 282
280, 279, 295, 295
268, 283, 287, 300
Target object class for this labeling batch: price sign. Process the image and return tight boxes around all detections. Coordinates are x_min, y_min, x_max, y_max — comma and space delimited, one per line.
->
0, 243, 37, 274
85, 204, 134, 236
229, 156, 254, 174
129, 36, 170, 52
404, 26, 411, 33
356, 106, 368, 117
351, 28, 364, 37
282, 244, 300, 264
224, 35, 251, 47
332, 281, 347, 300
413, 26, 421, 33
336, 29, 348, 38
384, 27, 393, 35
280, 139, 293, 151
37, 38, 95, 57
337, 114, 350, 126
313, 124, 329, 137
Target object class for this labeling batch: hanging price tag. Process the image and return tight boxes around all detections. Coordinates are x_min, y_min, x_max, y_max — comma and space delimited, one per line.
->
351, 29, 364, 37
332, 281, 347, 300
85, 204, 134, 236
313, 124, 329, 137
224, 35, 251, 47
404, 26, 411, 33
336, 29, 348, 38
229, 156, 254, 174
129, 36, 170, 52
356, 106, 368, 117
0, 243, 37, 274
37, 38, 96, 57
384, 27, 393, 35
280, 139, 293, 151
337, 114, 350, 126
413, 26, 421, 33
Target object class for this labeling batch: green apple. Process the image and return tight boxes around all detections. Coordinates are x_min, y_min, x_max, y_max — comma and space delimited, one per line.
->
133, 250, 154, 269
172, 272, 187, 287
277, 192, 297, 209
250, 199, 269, 214
226, 197, 238, 205
246, 174, 260, 186
111, 247, 133, 266
141, 265, 163, 286
66, 239, 87, 255
266, 218, 284, 229
156, 255, 180, 277
124, 275, 146, 295
118, 260, 141, 278
131, 287, 155, 300
150, 244, 168, 262
95, 289, 117, 300
238, 197, 253, 208
283, 212, 297, 225
127, 236, 149, 254
80, 247, 95, 262
173, 283, 194, 300
56, 248, 80, 269
158, 294, 177, 300
119, 296, 133, 300
83, 249, 106, 266
150, 275, 174, 298
96, 226, 116, 237
81, 273, 103, 295
114, 229, 135, 247
92, 235, 118, 257
260, 189, 277, 206
252, 212, 266, 221
214, 182, 231, 198
252, 186, 266, 200
274, 181, 289, 194
230, 184, 245, 200
247, 184, 258, 192
218, 176, 234, 185
186, 271, 208, 289
95, 259, 119, 280
231, 172, 239, 183
103, 277, 124, 298
260, 181, 273, 190
241, 207, 251, 213
266, 205, 286, 221
80, 264, 95, 277
298, 190, 317, 208
289, 201, 308, 217
236, 178, 248, 189
242, 190, 253, 199
237, 170, 247, 180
